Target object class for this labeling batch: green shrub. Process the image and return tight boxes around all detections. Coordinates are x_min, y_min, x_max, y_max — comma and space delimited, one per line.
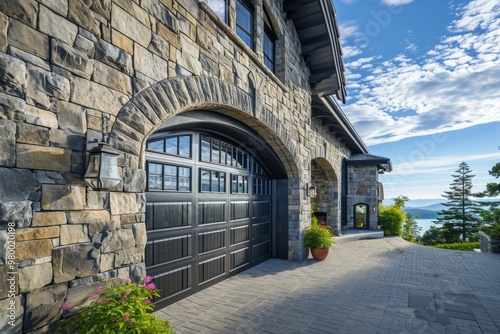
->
481, 223, 500, 239
304, 222, 334, 249
401, 234, 413, 242
379, 205, 405, 236
58, 277, 175, 334
432, 242, 480, 252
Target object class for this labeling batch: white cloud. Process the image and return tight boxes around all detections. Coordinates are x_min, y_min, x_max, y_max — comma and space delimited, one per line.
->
392, 153, 500, 176
342, 45, 363, 58
405, 42, 418, 54
340, 0, 500, 146
380, 0, 414, 6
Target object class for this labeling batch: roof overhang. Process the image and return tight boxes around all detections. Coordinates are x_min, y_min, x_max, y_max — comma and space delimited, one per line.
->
347, 154, 393, 174
286, 0, 370, 155
313, 95, 369, 154
285, 0, 346, 102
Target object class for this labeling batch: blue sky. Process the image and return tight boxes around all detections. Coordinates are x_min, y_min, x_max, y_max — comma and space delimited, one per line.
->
334, 0, 500, 201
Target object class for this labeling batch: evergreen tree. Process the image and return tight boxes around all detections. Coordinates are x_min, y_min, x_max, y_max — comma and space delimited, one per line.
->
476, 159, 500, 238
485, 162, 500, 196
421, 225, 445, 245
402, 213, 421, 242
435, 162, 481, 242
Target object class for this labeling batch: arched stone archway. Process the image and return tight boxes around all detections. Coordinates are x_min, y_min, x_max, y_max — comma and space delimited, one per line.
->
107, 76, 309, 274
109, 76, 301, 179
105, 76, 310, 305
311, 157, 340, 235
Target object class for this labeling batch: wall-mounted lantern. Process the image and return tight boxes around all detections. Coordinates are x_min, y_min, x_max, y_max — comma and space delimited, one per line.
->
84, 140, 121, 190
308, 184, 317, 198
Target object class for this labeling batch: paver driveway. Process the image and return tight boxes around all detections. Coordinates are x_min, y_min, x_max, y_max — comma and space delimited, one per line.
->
155, 237, 500, 333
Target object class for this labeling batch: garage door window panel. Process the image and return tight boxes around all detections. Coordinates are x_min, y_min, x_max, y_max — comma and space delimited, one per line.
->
201, 169, 226, 193
148, 162, 192, 192
148, 135, 192, 158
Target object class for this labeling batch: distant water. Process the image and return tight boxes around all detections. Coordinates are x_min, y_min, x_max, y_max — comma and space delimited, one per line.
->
415, 219, 436, 235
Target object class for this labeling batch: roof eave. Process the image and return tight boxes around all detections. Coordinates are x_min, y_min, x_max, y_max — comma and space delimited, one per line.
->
285, 0, 346, 102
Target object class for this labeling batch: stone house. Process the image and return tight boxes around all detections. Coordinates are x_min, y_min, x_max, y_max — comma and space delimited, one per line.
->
0, 0, 390, 332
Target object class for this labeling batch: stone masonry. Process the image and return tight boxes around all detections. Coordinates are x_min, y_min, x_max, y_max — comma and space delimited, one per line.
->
0, 1, 377, 332
346, 165, 381, 230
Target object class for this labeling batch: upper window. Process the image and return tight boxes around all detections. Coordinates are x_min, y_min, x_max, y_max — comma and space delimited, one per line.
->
200, 136, 249, 169
147, 135, 192, 158
207, 0, 227, 22
263, 10, 276, 72
148, 162, 191, 192
236, 0, 254, 50
252, 160, 266, 175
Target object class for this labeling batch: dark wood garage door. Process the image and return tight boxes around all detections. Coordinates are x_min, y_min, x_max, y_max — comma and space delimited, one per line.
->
145, 131, 272, 308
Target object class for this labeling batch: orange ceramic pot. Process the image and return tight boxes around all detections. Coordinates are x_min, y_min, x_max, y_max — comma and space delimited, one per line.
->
310, 248, 329, 261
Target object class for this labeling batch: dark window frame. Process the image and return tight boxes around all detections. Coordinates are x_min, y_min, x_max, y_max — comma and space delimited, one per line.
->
231, 174, 249, 194
146, 135, 192, 159
236, 0, 254, 50
207, 0, 228, 23
147, 161, 192, 192
263, 10, 276, 72
200, 169, 227, 193
252, 177, 271, 195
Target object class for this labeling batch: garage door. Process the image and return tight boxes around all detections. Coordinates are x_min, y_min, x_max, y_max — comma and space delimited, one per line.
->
145, 131, 272, 307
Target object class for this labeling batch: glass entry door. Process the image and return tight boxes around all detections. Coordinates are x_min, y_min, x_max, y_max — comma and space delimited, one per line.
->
354, 204, 368, 229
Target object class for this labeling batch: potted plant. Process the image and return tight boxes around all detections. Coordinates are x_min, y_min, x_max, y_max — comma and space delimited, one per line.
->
304, 206, 334, 260
57, 276, 175, 333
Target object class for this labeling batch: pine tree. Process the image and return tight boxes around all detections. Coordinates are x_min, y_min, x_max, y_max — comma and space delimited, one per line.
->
476, 158, 500, 239
402, 213, 422, 242
435, 162, 482, 242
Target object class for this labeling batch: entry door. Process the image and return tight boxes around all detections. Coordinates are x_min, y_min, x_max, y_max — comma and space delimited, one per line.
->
145, 132, 272, 308
354, 203, 368, 228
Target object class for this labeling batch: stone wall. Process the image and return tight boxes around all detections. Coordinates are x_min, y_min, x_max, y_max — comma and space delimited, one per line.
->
0, 0, 354, 332
346, 165, 380, 230
479, 231, 500, 253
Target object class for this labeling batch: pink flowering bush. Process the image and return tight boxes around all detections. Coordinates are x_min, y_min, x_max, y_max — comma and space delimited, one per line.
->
57, 276, 174, 333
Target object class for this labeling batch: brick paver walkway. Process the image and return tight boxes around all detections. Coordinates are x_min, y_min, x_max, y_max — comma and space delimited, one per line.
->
155, 237, 500, 333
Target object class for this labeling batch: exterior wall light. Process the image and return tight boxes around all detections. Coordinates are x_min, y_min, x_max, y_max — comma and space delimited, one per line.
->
308, 184, 317, 198
84, 140, 121, 190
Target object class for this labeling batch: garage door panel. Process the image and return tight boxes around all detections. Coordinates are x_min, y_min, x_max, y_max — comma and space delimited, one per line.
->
199, 201, 226, 224
230, 224, 250, 245
253, 221, 270, 239
154, 265, 192, 300
198, 229, 226, 254
198, 255, 226, 284
252, 240, 271, 261
152, 202, 192, 229
152, 234, 192, 265
230, 247, 250, 270
230, 201, 249, 220
252, 201, 270, 218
